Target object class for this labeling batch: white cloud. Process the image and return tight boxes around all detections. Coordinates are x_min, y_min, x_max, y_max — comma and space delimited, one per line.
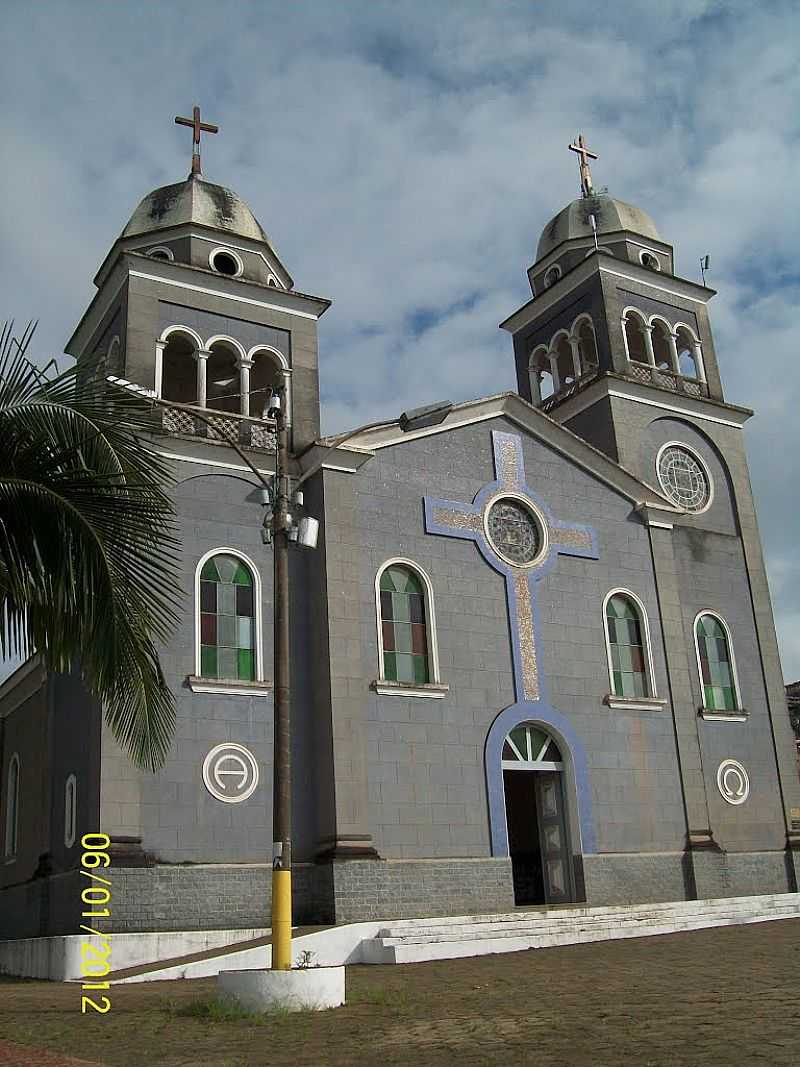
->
1, 0, 798, 678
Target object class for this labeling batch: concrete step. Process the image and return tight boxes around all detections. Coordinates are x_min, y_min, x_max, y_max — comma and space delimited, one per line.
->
362, 893, 800, 965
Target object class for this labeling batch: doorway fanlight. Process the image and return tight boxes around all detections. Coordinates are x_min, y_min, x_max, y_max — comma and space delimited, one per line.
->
502, 724, 562, 769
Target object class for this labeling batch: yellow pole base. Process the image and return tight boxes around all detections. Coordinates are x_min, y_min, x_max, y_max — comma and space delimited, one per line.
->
271, 868, 292, 970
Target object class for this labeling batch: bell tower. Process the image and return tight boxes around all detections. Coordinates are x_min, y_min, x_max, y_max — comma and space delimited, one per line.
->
65, 106, 330, 454
500, 133, 737, 471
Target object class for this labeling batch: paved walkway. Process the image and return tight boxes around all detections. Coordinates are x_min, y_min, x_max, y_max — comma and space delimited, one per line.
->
2, 919, 799, 1065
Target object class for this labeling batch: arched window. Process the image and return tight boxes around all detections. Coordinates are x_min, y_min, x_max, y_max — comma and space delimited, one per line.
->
199, 552, 257, 681
161, 330, 198, 404
623, 311, 649, 365
248, 348, 285, 417
502, 724, 562, 768
377, 562, 436, 685
552, 333, 575, 388
574, 318, 599, 375
206, 340, 241, 413
650, 319, 673, 371
4, 754, 19, 859
675, 326, 701, 379
604, 591, 653, 699
695, 613, 739, 712
530, 347, 554, 402
64, 774, 77, 848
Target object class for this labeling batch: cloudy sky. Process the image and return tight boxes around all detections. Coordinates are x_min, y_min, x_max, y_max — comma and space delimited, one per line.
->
1, 0, 798, 678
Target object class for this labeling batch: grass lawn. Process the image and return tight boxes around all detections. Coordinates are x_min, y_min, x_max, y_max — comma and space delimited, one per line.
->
1, 920, 799, 1066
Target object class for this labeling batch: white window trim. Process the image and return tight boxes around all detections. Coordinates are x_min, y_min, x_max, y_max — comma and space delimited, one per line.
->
4, 753, 19, 860
483, 490, 550, 570
543, 264, 562, 289
148, 246, 174, 261
639, 248, 661, 270
602, 588, 663, 711
692, 610, 743, 717
64, 773, 77, 848
655, 440, 714, 515
374, 558, 447, 698
209, 246, 244, 278
194, 548, 264, 685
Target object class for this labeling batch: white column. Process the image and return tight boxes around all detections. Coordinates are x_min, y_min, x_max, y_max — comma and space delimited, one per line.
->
668, 332, 681, 375
693, 342, 706, 383
195, 348, 210, 408
154, 341, 165, 397
239, 357, 254, 417
568, 336, 582, 380
281, 367, 293, 429
643, 326, 656, 367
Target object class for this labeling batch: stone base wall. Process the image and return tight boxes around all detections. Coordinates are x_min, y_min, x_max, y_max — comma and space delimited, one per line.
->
329, 858, 515, 923
584, 850, 795, 906
2, 851, 795, 937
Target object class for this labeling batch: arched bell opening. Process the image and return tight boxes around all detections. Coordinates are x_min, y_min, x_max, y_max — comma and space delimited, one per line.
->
161, 331, 198, 405
501, 723, 575, 905
206, 341, 241, 414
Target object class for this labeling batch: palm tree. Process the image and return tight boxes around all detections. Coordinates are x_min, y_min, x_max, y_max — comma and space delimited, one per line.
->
0, 322, 180, 770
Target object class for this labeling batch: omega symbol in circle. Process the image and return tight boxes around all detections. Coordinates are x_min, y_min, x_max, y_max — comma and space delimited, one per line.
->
202, 743, 259, 803
716, 759, 749, 806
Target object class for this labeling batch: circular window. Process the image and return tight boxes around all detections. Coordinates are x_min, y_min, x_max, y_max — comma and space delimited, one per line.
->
486, 497, 544, 566
543, 266, 561, 289
656, 444, 712, 512
640, 250, 661, 271
210, 249, 241, 276
148, 246, 173, 261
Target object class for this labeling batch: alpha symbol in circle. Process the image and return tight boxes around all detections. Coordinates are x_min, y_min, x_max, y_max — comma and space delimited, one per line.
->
202, 743, 259, 804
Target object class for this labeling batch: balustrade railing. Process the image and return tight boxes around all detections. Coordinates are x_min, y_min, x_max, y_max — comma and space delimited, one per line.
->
540, 363, 708, 412
160, 405, 278, 452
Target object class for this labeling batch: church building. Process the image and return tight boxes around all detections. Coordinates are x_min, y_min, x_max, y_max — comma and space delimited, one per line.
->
2, 125, 799, 937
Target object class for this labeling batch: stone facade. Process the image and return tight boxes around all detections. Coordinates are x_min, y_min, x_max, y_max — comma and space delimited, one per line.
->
1, 171, 798, 938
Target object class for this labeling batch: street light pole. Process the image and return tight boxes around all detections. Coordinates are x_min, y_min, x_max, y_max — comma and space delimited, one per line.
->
270, 387, 292, 971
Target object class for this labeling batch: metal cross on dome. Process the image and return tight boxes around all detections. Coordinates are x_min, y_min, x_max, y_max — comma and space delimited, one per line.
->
424, 431, 598, 704
175, 105, 219, 176
569, 133, 598, 197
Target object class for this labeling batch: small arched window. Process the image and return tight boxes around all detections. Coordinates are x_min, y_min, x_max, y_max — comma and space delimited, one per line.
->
575, 318, 599, 374
604, 592, 652, 699
675, 326, 701, 380
695, 613, 738, 712
64, 774, 77, 848
623, 312, 649, 365
199, 553, 257, 681
161, 330, 199, 405
4, 753, 19, 859
650, 320, 673, 371
377, 563, 434, 684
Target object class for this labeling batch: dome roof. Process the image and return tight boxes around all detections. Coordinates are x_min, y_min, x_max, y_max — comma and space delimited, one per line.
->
121, 174, 270, 244
536, 194, 661, 262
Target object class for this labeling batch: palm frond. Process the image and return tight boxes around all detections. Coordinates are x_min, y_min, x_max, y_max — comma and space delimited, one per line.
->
0, 322, 180, 770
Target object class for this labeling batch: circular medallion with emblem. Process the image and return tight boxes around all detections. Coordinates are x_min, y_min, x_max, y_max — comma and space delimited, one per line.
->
656, 444, 712, 512
486, 498, 543, 566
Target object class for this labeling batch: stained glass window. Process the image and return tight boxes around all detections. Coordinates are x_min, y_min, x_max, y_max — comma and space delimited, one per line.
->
199, 554, 256, 681
696, 614, 737, 711
379, 565, 429, 684
486, 499, 542, 566
606, 594, 650, 698
657, 446, 711, 511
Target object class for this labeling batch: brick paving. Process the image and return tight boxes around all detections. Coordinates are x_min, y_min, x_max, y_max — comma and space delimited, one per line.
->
1, 919, 799, 1065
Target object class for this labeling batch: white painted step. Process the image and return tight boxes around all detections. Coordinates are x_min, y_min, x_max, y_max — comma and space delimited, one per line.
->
362, 893, 800, 965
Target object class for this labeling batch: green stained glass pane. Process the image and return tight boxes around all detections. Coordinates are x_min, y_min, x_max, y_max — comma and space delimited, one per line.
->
413, 655, 429, 683
528, 728, 548, 760
401, 569, 423, 595
233, 562, 252, 586
612, 670, 623, 697
704, 684, 717, 710
201, 558, 219, 581
237, 616, 253, 649
610, 643, 621, 670
722, 686, 736, 711
380, 569, 398, 592
201, 646, 217, 678
510, 727, 529, 760
617, 644, 633, 672
384, 652, 397, 680
238, 649, 254, 681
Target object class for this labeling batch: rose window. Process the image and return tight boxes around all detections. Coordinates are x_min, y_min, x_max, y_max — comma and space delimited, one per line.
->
486, 498, 543, 566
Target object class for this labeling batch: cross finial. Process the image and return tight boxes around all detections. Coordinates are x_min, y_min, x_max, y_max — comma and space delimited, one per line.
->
569, 134, 598, 197
175, 105, 219, 176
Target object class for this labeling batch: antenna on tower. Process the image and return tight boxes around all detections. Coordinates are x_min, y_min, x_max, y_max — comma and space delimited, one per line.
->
700, 254, 710, 286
